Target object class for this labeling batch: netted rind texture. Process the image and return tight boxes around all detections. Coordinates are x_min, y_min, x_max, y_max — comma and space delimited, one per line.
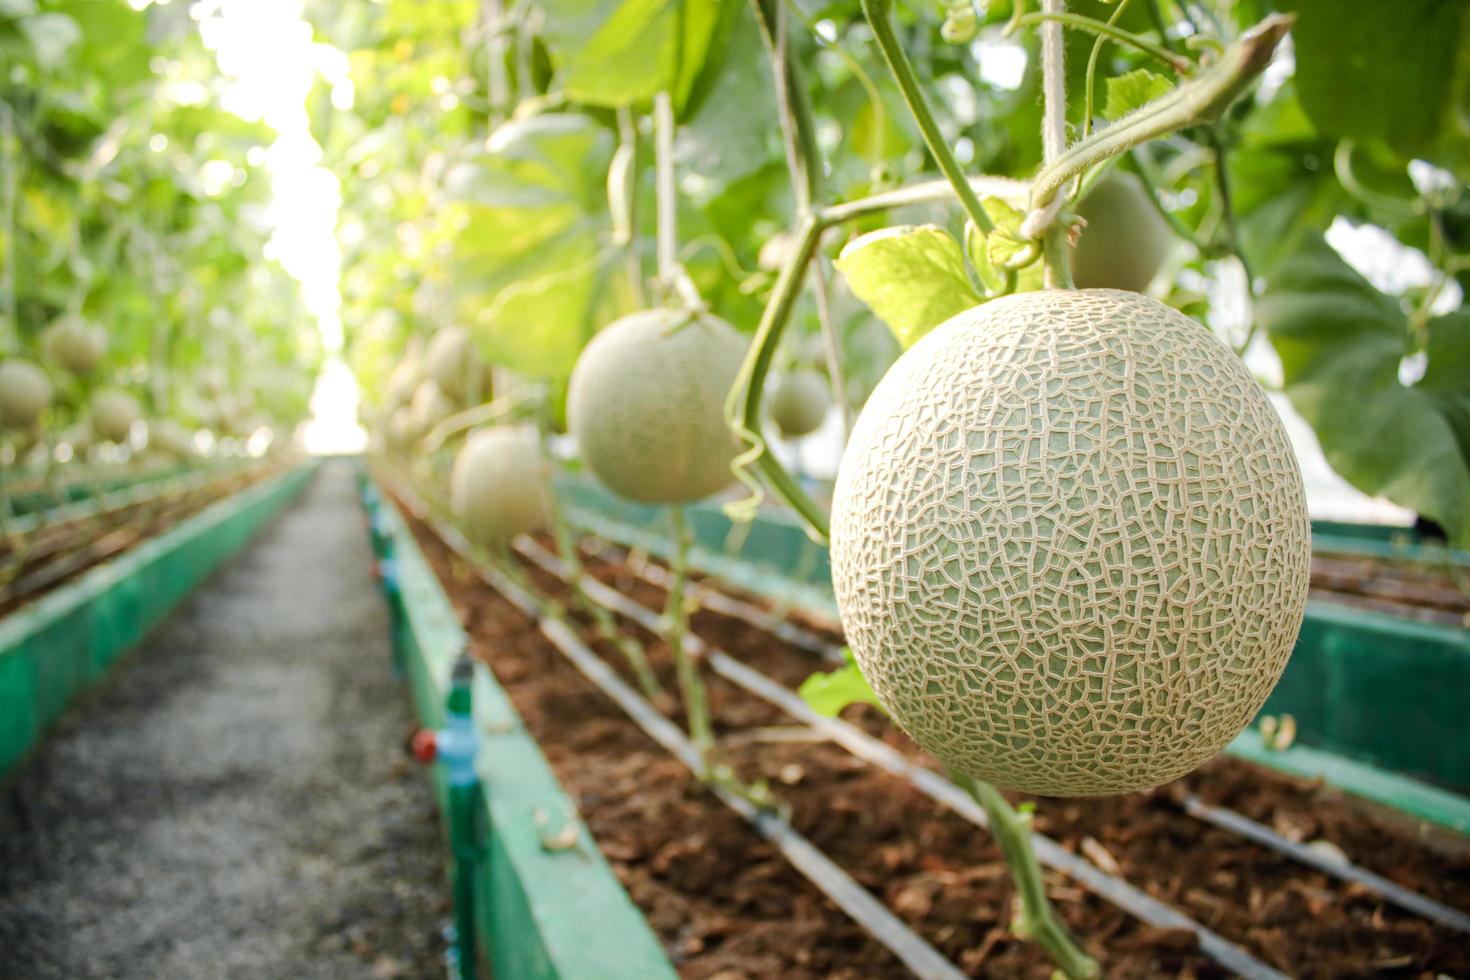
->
770, 369, 831, 438
831, 290, 1309, 796
568, 309, 746, 504
450, 425, 549, 546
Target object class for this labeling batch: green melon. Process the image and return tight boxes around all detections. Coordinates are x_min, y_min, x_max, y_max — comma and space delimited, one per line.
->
830, 289, 1310, 796
46, 316, 107, 375
450, 425, 549, 546
567, 308, 746, 504
0, 359, 53, 428
150, 419, 196, 459
769, 369, 831, 438
1070, 173, 1174, 293
425, 325, 487, 403
92, 389, 142, 444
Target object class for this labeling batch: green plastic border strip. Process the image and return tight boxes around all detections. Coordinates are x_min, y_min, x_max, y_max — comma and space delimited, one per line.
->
560, 477, 1470, 836
0, 461, 318, 779
373, 489, 677, 980
1226, 729, 1470, 835
3, 458, 237, 518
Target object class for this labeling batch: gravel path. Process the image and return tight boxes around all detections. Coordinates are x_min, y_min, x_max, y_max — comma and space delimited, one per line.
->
0, 459, 448, 979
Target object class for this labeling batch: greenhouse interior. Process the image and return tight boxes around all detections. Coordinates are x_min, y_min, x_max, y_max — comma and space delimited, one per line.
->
1, 0, 1468, 977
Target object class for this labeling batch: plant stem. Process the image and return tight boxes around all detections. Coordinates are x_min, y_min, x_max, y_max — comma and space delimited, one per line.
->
666, 504, 713, 761
751, 0, 851, 441
613, 106, 645, 307
1028, 14, 1293, 212
1079, 0, 1134, 145
952, 773, 1100, 979
653, 91, 677, 290
725, 215, 830, 539
536, 390, 663, 698
1034, 0, 1074, 287
1012, 10, 1191, 73
481, 0, 509, 127
859, 0, 994, 235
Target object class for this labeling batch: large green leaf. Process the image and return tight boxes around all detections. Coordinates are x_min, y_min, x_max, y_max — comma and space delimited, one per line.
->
447, 113, 631, 380
1283, 0, 1468, 157
538, 0, 731, 110
834, 225, 980, 349
1258, 233, 1470, 545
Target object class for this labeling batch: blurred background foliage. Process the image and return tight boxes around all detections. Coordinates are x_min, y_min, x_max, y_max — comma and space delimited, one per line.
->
1, 0, 317, 444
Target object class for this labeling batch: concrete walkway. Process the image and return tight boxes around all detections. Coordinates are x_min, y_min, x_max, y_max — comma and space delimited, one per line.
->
0, 460, 447, 979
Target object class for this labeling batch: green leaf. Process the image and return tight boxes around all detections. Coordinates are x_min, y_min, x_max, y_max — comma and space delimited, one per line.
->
446, 114, 627, 380
538, 0, 729, 110
834, 225, 980, 349
1102, 68, 1173, 122
1283, 0, 1468, 156
980, 195, 1031, 269
676, 4, 777, 184
19, 11, 79, 69
1258, 234, 1470, 545
797, 650, 884, 718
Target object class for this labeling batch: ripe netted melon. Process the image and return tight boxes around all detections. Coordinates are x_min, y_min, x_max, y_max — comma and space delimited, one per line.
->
46, 316, 107, 375
1070, 172, 1174, 293
0, 359, 53, 428
567, 308, 746, 504
92, 389, 141, 444
425, 325, 487, 403
831, 289, 1310, 796
450, 425, 549, 546
769, 369, 830, 438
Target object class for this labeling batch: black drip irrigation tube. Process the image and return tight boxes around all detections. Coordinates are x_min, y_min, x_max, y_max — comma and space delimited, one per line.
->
514, 537, 1286, 980
383, 470, 974, 980
591, 537, 1470, 939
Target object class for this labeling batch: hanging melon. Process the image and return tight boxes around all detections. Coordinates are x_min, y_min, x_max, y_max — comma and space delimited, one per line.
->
830, 289, 1310, 796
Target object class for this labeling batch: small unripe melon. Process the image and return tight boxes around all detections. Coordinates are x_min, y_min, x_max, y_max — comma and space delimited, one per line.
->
92, 389, 142, 444
425, 325, 487, 403
150, 419, 195, 459
0, 359, 53, 428
385, 357, 422, 409
769, 369, 831, 438
387, 407, 416, 449
1071, 172, 1174, 293
46, 316, 107, 375
409, 381, 455, 437
831, 289, 1309, 796
450, 426, 549, 546
567, 308, 746, 504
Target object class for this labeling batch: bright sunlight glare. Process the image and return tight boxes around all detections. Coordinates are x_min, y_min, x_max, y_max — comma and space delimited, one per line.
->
196, 0, 365, 454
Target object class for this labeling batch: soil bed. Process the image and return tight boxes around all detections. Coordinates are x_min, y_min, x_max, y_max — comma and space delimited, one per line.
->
1307, 551, 1470, 626
0, 464, 277, 617
402, 498, 1470, 978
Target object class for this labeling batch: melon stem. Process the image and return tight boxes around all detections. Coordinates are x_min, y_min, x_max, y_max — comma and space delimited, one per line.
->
534, 387, 663, 699
953, 773, 1100, 979
665, 504, 714, 762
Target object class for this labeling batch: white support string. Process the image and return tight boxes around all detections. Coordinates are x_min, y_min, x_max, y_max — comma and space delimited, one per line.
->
1021, 0, 1069, 240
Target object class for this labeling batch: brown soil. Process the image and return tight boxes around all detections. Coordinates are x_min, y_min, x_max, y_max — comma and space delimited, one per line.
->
1308, 552, 1470, 626
0, 465, 278, 617
401, 505, 1470, 980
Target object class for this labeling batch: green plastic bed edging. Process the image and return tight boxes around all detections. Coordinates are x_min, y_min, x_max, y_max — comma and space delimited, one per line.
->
371, 489, 677, 980
557, 477, 1470, 836
0, 461, 318, 780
